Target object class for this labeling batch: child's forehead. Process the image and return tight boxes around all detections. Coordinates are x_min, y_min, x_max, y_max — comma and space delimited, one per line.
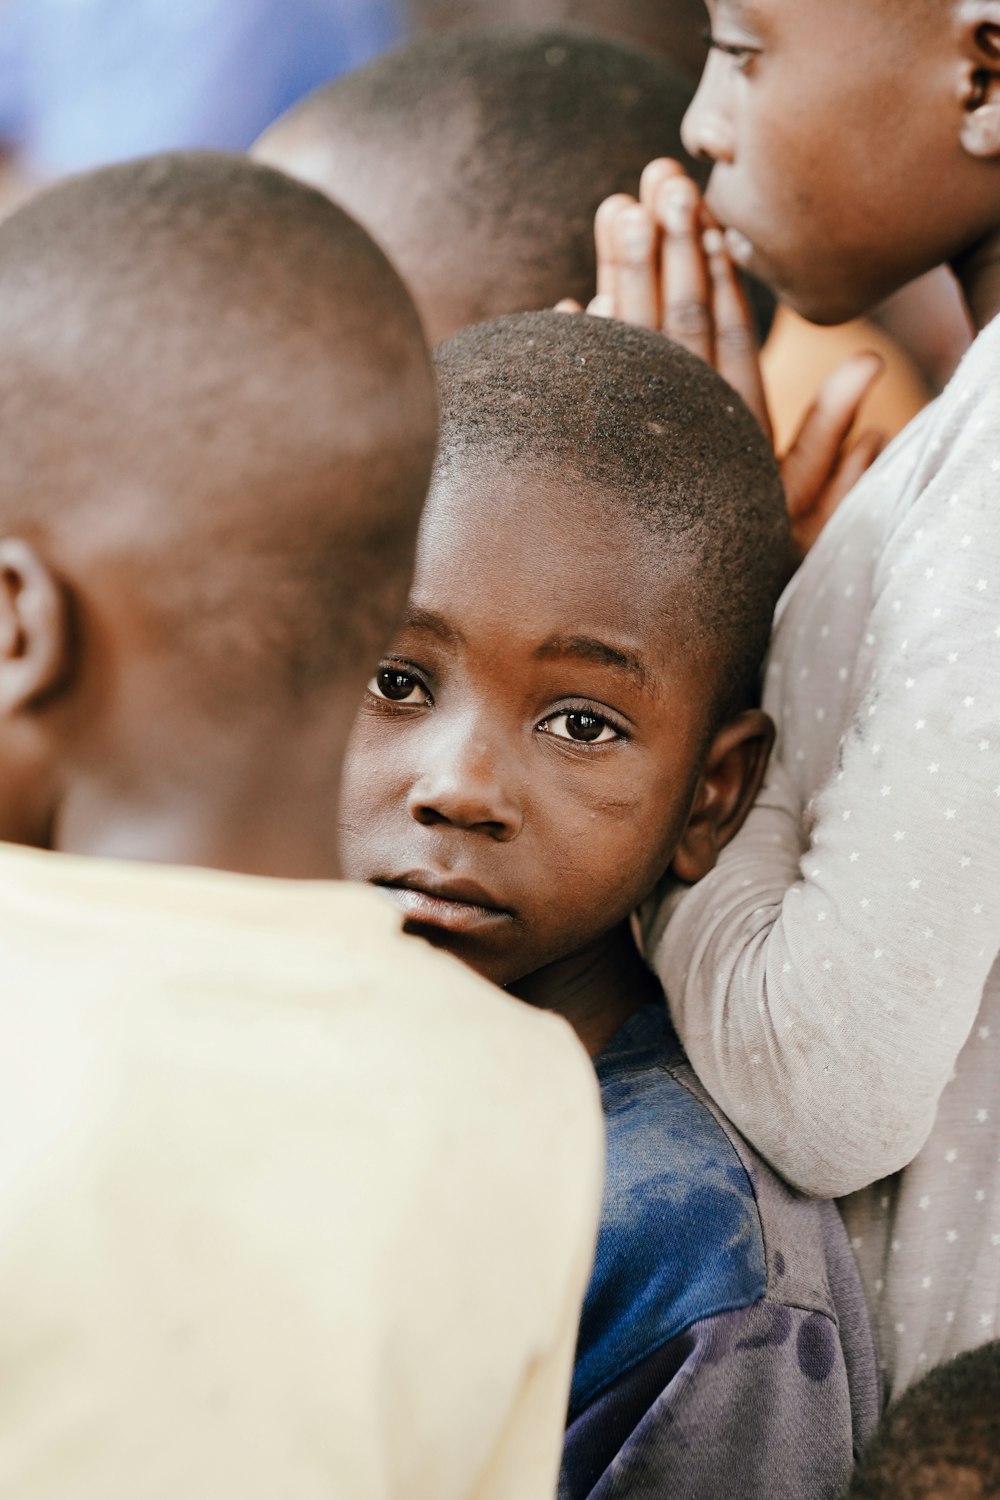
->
423, 454, 647, 567
411, 457, 706, 668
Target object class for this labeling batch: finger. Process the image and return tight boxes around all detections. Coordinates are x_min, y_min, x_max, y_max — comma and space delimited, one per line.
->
702, 226, 772, 437
610, 203, 660, 329
781, 354, 884, 520
595, 192, 637, 303
554, 298, 584, 313
586, 292, 616, 318
821, 427, 887, 519
834, 426, 886, 491
657, 175, 713, 362
790, 428, 886, 559
639, 157, 686, 214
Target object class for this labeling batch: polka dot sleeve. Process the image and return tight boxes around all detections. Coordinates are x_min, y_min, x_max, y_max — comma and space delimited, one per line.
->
649, 334, 1000, 1199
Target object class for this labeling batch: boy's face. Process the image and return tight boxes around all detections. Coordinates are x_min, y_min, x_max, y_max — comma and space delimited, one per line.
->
684, 0, 987, 323
339, 464, 725, 988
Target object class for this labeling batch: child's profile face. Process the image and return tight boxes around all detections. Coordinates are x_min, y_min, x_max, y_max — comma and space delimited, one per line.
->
339, 464, 721, 989
684, 0, 972, 323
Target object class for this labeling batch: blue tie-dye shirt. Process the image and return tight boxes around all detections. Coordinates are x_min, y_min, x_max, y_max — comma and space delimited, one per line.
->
561, 1004, 880, 1500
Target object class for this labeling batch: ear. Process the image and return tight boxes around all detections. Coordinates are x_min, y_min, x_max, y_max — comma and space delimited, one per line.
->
957, 2, 1000, 158
0, 538, 72, 716
670, 709, 774, 885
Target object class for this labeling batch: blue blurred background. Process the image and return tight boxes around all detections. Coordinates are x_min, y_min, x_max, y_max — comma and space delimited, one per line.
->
0, 0, 402, 181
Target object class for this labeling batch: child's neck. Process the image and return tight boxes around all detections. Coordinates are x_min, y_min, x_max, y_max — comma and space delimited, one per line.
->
955, 225, 1000, 333
510, 922, 663, 1059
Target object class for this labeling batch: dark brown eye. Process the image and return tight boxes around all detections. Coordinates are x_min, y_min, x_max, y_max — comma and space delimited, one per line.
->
566, 712, 609, 742
368, 669, 429, 705
542, 710, 619, 744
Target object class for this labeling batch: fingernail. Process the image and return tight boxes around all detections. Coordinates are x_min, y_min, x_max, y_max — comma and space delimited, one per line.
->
702, 227, 725, 257
661, 178, 697, 232
819, 353, 885, 411
724, 227, 753, 265
842, 353, 884, 391
615, 206, 655, 259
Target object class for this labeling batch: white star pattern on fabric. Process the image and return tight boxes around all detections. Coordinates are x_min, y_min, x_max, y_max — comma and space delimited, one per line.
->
651, 316, 1000, 1400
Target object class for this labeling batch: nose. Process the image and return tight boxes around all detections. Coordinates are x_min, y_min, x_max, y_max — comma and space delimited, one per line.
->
681, 60, 736, 165
407, 721, 522, 841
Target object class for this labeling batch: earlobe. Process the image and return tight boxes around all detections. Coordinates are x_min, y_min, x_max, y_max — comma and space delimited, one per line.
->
0, 538, 72, 716
958, 10, 1000, 158
670, 709, 774, 885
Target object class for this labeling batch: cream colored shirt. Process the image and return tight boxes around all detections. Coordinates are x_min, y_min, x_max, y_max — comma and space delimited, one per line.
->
649, 314, 1000, 1396
0, 842, 603, 1498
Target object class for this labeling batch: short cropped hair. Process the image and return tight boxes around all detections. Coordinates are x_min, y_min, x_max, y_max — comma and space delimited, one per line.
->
846, 1343, 1000, 1499
0, 152, 435, 708
433, 311, 788, 722
255, 26, 712, 341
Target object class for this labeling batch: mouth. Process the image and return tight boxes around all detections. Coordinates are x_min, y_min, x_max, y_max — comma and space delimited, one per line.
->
375, 873, 515, 937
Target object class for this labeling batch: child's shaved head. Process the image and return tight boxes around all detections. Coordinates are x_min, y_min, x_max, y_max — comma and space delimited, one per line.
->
435, 311, 788, 720
253, 26, 700, 344
0, 153, 437, 876
405, 0, 709, 82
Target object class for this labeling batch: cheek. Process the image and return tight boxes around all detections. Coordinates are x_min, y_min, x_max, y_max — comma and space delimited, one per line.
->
740, 107, 824, 221
338, 723, 410, 850
544, 765, 688, 911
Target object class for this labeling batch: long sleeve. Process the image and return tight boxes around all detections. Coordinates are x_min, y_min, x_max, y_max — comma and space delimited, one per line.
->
648, 334, 1000, 1199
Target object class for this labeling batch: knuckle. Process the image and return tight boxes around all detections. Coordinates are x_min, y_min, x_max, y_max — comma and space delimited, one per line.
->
714, 323, 757, 358
666, 299, 711, 338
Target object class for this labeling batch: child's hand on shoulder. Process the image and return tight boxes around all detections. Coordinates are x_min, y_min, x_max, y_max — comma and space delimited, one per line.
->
557, 160, 886, 562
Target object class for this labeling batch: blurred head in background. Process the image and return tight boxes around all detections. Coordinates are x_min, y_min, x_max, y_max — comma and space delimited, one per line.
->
254, 24, 705, 344
404, 0, 708, 83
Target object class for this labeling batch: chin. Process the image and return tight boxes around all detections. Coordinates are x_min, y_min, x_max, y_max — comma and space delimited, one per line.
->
772, 261, 892, 327
402, 919, 501, 982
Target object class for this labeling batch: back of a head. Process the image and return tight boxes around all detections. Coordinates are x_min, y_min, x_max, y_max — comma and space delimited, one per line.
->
433, 311, 788, 721
846, 1343, 1000, 1499
404, 0, 709, 82
0, 153, 437, 873
0, 151, 435, 703
253, 25, 700, 344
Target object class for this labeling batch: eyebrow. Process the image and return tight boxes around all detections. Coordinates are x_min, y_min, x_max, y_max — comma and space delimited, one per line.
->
534, 634, 647, 686
401, 604, 464, 645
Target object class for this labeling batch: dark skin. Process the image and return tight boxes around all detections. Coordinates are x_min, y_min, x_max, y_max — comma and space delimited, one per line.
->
0, 348, 433, 880
0, 528, 413, 880
252, 124, 475, 347
0, 157, 438, 882
589, 0, 1000, 347
340, 464, 772, 1057
682, 0, 1000, 330
564, 0, 1000, 563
